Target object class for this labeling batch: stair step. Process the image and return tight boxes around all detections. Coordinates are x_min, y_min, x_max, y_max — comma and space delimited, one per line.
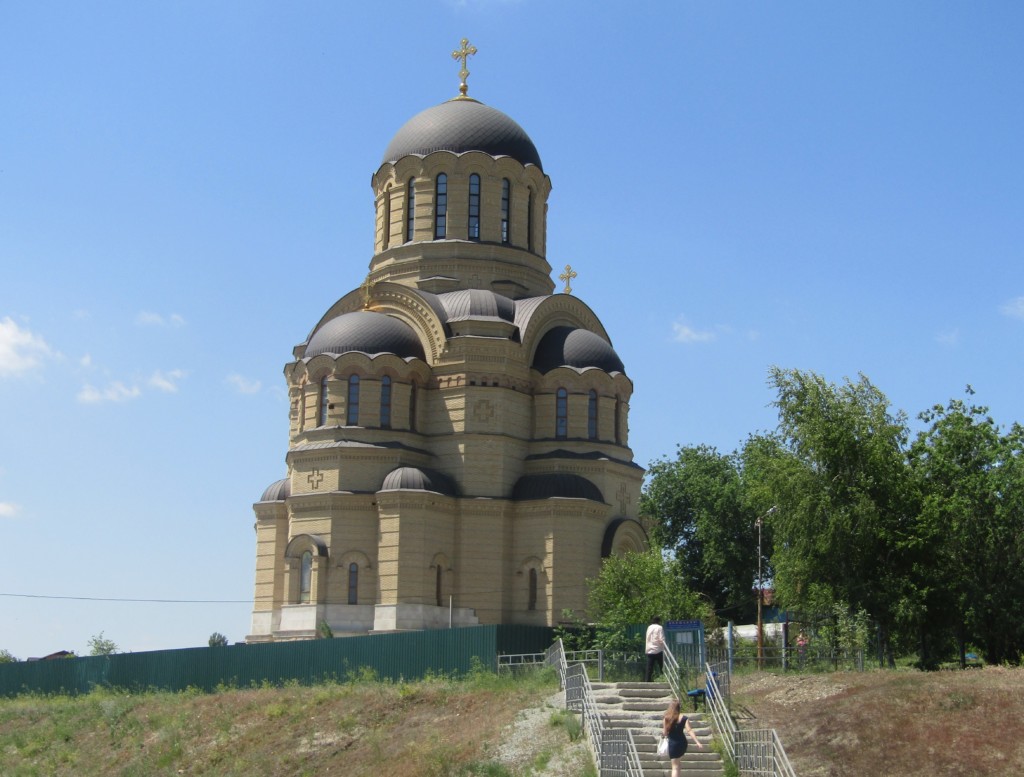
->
592, 681, 724, 776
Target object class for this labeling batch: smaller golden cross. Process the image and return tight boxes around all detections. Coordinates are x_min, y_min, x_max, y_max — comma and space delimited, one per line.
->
559, 264, 578, 294
451, 38, 477, 96
362, 274, 374, 309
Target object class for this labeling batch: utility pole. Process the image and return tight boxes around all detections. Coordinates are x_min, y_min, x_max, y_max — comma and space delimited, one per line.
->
756, 506, 777, 670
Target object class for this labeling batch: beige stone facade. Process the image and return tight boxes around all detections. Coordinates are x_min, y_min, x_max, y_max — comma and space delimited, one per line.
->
247, 90, 648, 642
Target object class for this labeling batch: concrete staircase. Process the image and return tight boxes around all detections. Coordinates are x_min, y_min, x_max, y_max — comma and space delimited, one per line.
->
591, 681, 725, 777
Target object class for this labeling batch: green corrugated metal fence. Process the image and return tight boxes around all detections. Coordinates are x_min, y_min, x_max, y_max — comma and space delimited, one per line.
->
0, 625, 554, 697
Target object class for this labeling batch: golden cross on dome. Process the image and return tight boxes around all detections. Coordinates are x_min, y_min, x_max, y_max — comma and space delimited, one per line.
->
362, 274, 375, 309
559, 264, 577, 294
452, 38, 477, 96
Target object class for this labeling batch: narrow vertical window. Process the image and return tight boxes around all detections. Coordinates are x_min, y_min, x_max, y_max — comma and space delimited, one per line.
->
500, 178, 510, 244
527, 188, 535, 252
614, 398, 622, 444
380, 376, 392, 429
468, 173, 480, 240
405, 177, 416, 242
555, 388, 568, 439
347, 375, 360, 426
318, 376, 329, 426
409, 382, 417, 431
435, 565, 443, 607
382, 188, 391, 250
528, 568, 538, 611
348, 563, 358, 605
434, 174, 447, 239
299, 551, 312, 604
588, 390, 598, 440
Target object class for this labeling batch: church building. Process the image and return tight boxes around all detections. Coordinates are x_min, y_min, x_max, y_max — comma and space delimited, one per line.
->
247, 42, 648, 642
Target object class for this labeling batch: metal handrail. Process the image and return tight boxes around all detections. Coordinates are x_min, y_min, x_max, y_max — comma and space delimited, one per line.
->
735, 728, 797, 777
548, 640, 642, 777
662, 646, 684, 701
703, 661, 797, 777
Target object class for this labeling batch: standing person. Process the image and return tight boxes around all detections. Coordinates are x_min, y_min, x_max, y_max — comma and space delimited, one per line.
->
663, 698, 703, 775
797, 631, 808, 668
645, 616, 666, 682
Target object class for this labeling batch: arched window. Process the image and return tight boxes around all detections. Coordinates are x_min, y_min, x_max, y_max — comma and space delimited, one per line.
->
501, 178, 510, 244
348, 563, 358, 605
405, 177, 416, 242
555, 387, 568, 439
318, 376, 330, 426
434, 174, 447, 239
382, 187, 391, 250
409, 382, 417, 432
588, 390, 598, 440
527, 188, 534, 252
299, 551, 312, 604
435, 565, 443, 607
468, 173, 481, 240
528, 568, 538, 611
614, 398, 622, 445
380, 376, 392, 429
347, 375, 360, 426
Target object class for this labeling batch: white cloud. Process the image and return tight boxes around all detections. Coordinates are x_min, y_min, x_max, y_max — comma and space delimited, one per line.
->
79, 354, 93, 368
0, 502, 18, 518
936, 328, 961, 347
77, 381, 142, 403
136, 311, 186, 327
226, 373, 261, 394
672, 319, 717, 344
0, 317, 53, 377
999, 296, 1024, 320
148, 369, 186, 393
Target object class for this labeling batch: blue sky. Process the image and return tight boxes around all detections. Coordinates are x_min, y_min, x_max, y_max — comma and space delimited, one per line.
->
2, 2, 1022, 659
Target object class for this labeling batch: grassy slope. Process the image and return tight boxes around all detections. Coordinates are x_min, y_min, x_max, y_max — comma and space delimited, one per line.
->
4, 666, 1024, 776
0, 670, 588, 777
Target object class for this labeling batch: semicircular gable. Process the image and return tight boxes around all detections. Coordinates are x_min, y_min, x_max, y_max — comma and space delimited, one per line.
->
284, 533, 329, 559
601, 518, 649, 558
516, 295, 614, 360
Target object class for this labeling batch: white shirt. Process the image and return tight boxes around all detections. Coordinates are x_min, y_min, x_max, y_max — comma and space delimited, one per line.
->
645, 623, 665, 655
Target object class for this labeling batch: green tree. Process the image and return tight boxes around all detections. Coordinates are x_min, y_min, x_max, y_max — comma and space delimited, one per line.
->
208, 632, 229, 647
0, 649, 17, 663
743, 368, 917, 664
586, 549, 711, 651
87, 631, 119, 656
641, 444, 759, 622
909, 393, 1024, 665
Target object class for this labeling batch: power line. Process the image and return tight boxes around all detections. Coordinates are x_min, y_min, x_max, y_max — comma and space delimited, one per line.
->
0, 592, 250, 604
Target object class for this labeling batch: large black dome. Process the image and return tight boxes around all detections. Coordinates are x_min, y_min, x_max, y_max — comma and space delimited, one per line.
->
304, 311, 425, 360
382, 97, 543, 171
533, 326, 625, 374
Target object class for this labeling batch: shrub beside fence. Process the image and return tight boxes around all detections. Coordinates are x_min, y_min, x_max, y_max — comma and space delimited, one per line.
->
0, 625, 555, 697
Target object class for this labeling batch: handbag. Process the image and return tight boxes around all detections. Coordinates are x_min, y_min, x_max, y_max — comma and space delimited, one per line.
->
657, 736, 669, 756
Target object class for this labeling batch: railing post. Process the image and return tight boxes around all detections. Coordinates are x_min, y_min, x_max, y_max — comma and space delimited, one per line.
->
727, 620, 735, 678
598, 649, 604, 682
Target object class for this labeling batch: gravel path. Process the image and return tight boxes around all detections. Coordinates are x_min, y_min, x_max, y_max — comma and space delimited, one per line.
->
494, 689, 594, 776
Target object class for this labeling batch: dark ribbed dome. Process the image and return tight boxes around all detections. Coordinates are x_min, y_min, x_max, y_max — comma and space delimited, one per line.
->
305, 311, 425, 360
382, 98, 543, 171
512, 473, 604, 502
533, 327, 625, 374
380, 466, 458, 496
259, 478, 291, 502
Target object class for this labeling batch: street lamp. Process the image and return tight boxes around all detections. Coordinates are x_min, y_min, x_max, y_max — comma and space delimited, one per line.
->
756, 506, 777, 669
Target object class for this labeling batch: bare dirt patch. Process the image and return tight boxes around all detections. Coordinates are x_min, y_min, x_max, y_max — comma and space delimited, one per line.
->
733, 666, 1024, 777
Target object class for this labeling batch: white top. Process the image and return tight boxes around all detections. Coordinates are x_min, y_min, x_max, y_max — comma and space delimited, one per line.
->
645, 622, 665, 655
